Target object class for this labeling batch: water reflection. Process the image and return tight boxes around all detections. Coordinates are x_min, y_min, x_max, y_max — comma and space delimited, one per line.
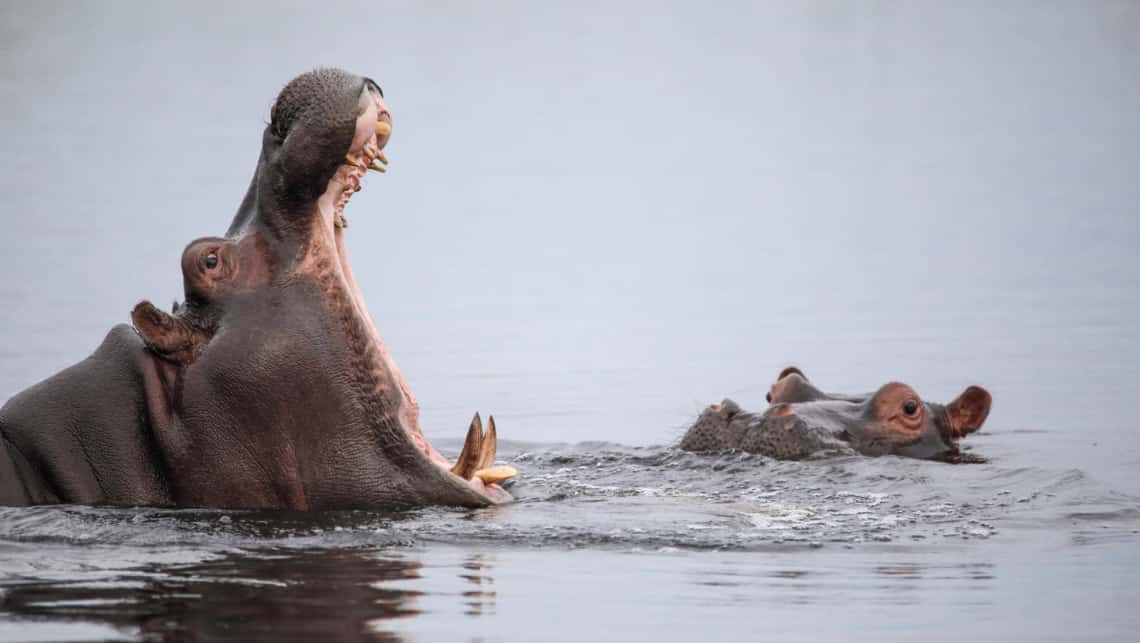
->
0, 548, 427, 642
688, 558, 996, 608
459, 554, 497, 617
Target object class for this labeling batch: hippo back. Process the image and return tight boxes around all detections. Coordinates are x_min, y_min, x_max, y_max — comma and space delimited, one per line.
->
0, 325, 173, 506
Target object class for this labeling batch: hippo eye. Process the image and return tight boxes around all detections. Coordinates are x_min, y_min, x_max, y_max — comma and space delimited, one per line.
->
903, 400, 919, 416
204, 253, 219, 270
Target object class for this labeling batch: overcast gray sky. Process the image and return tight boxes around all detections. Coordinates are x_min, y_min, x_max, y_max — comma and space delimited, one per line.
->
1, 1, 1137, 444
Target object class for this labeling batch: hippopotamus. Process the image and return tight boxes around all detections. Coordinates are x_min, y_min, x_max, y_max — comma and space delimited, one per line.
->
680, 367, 992, 461
0, 68, 514, 509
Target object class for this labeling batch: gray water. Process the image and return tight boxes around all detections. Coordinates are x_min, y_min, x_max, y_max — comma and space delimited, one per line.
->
1, 1, 1138, 641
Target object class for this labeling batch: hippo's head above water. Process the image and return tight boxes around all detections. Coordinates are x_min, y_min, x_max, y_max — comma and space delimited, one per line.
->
0, 69, 513, 509
680, 367, 992, 461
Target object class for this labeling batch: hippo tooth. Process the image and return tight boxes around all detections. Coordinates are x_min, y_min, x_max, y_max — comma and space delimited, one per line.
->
376, 151, 388, 165
334, 213, 348, 229
476, 415, 497, 471
473, 465, 517, 485
345, 153, 361, 166
375, 121, 391, 137
368, 160, 386, 173
450, 412, 484, 479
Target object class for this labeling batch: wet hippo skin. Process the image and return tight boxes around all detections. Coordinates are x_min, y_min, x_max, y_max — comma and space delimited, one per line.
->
0, 69, 513, 509
681, 367, 992, 461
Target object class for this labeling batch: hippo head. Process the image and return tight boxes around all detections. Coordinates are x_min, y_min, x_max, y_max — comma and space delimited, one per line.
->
121, 69, 510, 509
764, 368, 992, 460
682, 367, 991, 461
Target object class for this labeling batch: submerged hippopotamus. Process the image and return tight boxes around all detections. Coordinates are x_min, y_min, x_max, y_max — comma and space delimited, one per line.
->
680, 367, 992, 461
0, 69, 514, 509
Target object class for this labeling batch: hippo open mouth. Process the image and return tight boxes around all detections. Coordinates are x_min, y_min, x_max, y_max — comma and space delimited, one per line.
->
123, 68, 517, 508
0, 69, 514, 509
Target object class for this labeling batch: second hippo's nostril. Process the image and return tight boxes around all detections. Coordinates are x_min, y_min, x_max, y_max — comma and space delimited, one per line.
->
766, 392, 772, 403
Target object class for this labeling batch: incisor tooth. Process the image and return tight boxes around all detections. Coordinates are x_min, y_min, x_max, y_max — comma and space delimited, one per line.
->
368, 160, 387, 173
375, 121, 392, 137
377, 152, 388, 165
474, 466, 517, 485
345, 153, 360, 166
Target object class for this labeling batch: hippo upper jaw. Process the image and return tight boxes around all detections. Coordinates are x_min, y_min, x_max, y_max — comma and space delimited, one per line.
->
316, 85, 391, 232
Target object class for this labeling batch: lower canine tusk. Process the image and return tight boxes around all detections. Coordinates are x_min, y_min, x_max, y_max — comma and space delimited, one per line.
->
451, 413, 484, 479
375, 121, 391, 137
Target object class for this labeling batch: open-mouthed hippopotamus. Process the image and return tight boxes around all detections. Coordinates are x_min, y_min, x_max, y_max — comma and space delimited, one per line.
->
0, 68, 515, 509
680, 367, 992, 461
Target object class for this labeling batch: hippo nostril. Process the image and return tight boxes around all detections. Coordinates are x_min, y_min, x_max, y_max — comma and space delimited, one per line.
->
766, 392, 772, 403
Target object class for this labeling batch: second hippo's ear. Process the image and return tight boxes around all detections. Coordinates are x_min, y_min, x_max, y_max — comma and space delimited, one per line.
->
131, 301, 208, 365
768, 366, 811, 403
945, 386, 992, 438
777, 366, 807, 382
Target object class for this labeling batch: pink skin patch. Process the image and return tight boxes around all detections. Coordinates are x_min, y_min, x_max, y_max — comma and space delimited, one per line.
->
772, 404, 795, 417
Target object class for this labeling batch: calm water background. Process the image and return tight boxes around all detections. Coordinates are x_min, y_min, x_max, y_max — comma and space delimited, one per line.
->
0, 1, 1138, 641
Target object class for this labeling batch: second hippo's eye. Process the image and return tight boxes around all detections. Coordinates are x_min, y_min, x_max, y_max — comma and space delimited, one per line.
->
903, 400, 919, 416
204, 253, 219, 270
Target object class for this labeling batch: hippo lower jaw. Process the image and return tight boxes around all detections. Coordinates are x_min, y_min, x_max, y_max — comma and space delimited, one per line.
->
309, 96, 514, 505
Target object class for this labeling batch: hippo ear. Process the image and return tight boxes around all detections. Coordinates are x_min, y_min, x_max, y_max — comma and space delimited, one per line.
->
130, 301, 206, 364
945, 386, 992, 437
777, 366, 806, 381
768, 367, 813, 404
